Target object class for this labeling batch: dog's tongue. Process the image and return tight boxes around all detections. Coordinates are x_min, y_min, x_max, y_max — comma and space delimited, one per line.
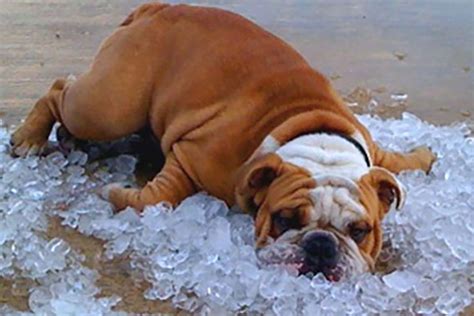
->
323, 265, 344, 282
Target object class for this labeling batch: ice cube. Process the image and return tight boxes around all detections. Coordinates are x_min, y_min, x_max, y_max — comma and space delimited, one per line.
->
67, 150, 88, 166
435, 290, 471, 315
113, 154, 137, 175
390, 93, 408, 102
205, 217, 233, 251
229, 213, 255, 246
2, 114, 474, 315
272, 296, 298, 316
105, 234, 132, 258
382, 270, 419, 293
144, 279, 177, 300
414, 277, 440, 299
46, 238, 71, 257
205, 282, 233, 306
28, 287, 53, 313
259, 271, 292, 299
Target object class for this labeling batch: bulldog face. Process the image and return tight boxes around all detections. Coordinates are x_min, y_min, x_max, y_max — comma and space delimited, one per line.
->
235, 153, 405, 281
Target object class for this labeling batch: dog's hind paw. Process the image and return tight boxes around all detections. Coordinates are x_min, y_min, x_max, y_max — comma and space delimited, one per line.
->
410, 146, 437, 173
10, 127, 48, 158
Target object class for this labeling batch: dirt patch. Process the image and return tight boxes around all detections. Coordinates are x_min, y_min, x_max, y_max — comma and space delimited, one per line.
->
1, 217, 185, 314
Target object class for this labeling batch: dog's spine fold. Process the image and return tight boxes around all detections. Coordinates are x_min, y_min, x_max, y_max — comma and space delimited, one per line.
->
120, 2, 170, 27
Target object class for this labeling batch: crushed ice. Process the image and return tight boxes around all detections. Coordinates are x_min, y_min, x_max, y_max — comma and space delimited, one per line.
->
1, 112, 473, 315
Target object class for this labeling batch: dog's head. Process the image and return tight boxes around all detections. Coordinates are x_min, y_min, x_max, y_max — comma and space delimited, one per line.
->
235, 153, 405, 281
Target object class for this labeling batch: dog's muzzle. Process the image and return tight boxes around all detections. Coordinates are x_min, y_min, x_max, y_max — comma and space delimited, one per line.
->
258, 228, 346, 282
297, 230, 344, 281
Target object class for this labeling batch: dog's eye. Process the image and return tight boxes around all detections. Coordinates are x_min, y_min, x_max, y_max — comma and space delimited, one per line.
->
273, 213, 300, 233
348, 222, 372, 244
349, 228, 368, 243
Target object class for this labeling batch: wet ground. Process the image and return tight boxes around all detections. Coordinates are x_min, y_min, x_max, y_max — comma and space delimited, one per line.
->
0, 0, 473, 314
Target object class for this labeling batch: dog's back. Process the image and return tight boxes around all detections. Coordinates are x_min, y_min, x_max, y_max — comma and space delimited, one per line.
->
14, 3, 367, 204
111, 4, 357, 201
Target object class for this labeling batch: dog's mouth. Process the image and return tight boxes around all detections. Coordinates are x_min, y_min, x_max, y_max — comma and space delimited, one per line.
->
296, 259, 344, 282
257, 241, 345, 282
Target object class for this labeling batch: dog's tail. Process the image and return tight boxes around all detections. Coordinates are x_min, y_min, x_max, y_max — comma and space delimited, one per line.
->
120, 2, 170, 27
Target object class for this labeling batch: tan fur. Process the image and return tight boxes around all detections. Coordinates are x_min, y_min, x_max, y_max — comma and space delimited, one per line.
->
11, 2, 436, 265
356, 168, 406, 259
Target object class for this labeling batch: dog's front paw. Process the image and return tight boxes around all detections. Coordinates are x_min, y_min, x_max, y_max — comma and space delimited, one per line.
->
410, 146, 437, 173
100, 182, 130, 199
10, 126, 48, 157
100, 182, 135, 212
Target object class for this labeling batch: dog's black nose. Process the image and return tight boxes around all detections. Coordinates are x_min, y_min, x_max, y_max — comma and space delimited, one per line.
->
301, 231, 340, 269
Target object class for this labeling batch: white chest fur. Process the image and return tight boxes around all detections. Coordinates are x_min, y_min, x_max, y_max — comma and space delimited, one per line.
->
275, 133, 370, 182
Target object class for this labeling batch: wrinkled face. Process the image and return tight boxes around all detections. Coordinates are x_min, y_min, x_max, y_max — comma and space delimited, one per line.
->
235, 154, 405, 281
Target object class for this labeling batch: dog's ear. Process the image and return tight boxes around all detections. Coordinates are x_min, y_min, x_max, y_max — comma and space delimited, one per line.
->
246, 154, 282, 189
235, 153, 283, 214
361, 167, 406, 215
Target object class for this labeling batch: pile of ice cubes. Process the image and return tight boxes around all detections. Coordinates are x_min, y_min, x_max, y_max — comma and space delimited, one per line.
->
1, 113, 473, 315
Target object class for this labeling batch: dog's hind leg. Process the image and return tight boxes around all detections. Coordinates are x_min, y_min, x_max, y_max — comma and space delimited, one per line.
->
102, 152, 196, 212
10, 78, 67, 157
373, 146, 436, 174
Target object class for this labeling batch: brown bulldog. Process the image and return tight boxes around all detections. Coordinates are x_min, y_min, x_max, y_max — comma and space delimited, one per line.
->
11, 2, 435, 280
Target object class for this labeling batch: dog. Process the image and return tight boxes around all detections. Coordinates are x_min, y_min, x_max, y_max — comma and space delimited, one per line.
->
11, 2, 436, 280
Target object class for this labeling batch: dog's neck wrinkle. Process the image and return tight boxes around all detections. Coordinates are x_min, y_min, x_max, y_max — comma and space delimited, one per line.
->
275, 133, 370, 181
